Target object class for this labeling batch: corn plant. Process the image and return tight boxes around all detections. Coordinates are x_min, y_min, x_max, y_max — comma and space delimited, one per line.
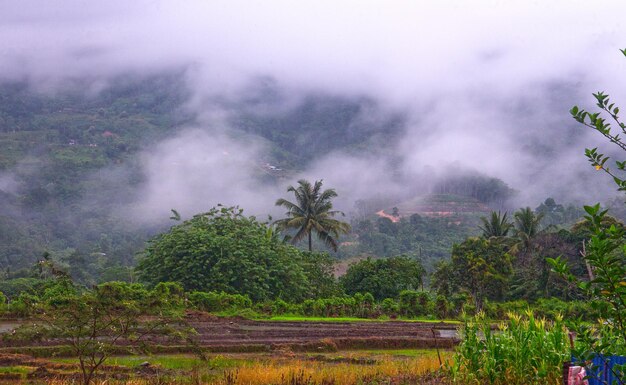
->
449, 311, 569, 385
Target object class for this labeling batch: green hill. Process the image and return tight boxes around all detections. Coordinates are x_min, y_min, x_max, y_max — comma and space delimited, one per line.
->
0, 75, 409, 280
385, 193, 492, 218
342, 194, 486, 272
0, 74, 521, 282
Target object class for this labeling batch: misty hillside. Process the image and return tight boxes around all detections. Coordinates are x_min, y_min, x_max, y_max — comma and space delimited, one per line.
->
0, 75, 412, 279
0, 72, 614, 283
230, 93, 405, 169
0, 75, 191, 276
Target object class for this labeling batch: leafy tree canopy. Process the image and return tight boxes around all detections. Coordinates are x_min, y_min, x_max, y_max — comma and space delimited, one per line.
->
448, 237, 513, 309
340, 255, 425, 301
432, 172, 516, 205
136, 206, 332, 302
535, 198, 584, 227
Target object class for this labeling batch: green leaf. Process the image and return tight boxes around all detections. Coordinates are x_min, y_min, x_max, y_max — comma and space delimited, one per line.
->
583, 204, 598, 215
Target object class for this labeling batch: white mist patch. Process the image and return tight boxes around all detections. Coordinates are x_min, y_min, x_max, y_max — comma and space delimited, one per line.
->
293, 153, 408, 213
129, 129, 280, 223
1, 0, 626, 221
0, 173, 18, 194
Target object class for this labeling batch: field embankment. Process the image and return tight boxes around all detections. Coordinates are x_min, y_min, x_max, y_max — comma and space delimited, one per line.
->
0, 315, 458, 357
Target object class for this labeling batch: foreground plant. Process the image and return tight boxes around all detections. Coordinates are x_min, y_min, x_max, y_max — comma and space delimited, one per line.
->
449, 311, 569, 385
8, 281, 189, 385
556, 47, 626, 385
549, 204, 626, 384
570, 49, 626, 191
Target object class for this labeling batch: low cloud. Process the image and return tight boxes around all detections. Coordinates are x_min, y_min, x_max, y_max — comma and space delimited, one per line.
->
128, 128, 281, 223
1, 1, 626, 223
0, 173, 18, 194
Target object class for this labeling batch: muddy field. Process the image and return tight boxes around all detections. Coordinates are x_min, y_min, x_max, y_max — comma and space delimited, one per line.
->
184, 315, 458, 351
0, 315, 458, 355
0, 316, 458, 384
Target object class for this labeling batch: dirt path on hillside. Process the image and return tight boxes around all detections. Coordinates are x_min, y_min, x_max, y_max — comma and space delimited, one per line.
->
376, 210, 400, 222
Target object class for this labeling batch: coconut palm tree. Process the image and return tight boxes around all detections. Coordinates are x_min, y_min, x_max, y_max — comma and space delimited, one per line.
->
274, 179, 351, 251
513, 207, 544, 251
478, 211, 512, 238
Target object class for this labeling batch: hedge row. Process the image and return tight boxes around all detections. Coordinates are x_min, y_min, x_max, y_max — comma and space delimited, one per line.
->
0, 280, 602, 322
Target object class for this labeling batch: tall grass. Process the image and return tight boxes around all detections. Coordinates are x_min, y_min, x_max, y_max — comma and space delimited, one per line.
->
220, 356, 443, 385
449, 311, 569, 385
45, 355, 443, 385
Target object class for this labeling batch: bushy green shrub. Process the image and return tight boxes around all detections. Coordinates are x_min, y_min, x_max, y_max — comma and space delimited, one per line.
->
483, 299, 529, 320
354, 292, 376, 318
188, 291, 252, 312
449, 292, 470, 316
302, 299, 316, 316
398, 290, 431, 317
481, 298, 609, 322
533, 298, 608, 321
188, 291, 220, 311
0, 278, 57, 300
272, 299, 289, 315
434, 295, 449, 319
96, 282, 150, 303
7, 293, 40, 317
340, 256, 424, 300
312, 298, 343, 317
290, 294, 386, 318
0, 291, 7, 315
381, 298, 399, 316
40, 279, 79, 306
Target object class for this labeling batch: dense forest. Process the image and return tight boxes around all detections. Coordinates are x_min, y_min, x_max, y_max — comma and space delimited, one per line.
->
0, 75, 192, 280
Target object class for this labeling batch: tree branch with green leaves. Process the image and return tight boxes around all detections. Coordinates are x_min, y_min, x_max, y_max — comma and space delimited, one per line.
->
571, 49, 626, 190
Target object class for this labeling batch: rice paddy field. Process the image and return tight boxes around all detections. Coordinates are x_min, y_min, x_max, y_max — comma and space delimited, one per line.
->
0, 314, 578, 385
0, 317, 456, 384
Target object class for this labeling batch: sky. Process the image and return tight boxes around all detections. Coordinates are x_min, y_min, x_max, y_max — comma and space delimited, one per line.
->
1, 0, 626, 220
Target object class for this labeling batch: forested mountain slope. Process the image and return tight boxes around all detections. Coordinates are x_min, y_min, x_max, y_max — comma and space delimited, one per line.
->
0, 75, 408, 280
0, 74, 599, 283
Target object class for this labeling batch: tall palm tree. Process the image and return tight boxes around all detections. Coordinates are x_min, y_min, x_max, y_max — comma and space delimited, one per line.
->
513, 207, 544, 250
478, 211, 512, 238
274, 179, 351, 251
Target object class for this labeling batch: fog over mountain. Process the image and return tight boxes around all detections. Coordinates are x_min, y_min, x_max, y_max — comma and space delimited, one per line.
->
1, 0, 626, 223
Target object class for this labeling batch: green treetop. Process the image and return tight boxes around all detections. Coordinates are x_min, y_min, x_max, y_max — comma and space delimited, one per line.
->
136, 206, 331, 302
274, 179, 351, 251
